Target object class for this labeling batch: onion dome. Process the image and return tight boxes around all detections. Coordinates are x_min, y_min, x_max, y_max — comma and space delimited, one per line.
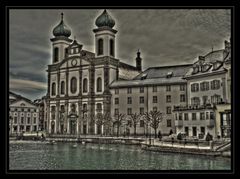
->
95, 9, 115, 28
53, 13, 71, 37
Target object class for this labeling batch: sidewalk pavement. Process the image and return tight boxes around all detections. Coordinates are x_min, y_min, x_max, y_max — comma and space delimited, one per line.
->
142, 139, 211, 150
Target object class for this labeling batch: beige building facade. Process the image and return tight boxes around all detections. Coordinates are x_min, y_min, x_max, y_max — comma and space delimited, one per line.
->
110, 65, 191, 135
174, 40, 231, 139
9, 92, 40, 134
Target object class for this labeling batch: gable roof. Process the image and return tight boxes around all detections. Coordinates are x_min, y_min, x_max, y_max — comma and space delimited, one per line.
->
204, 49, 225, 63
10, 98, 38, 108
9, 91, 34, 105
118, 62, 140, 80
134, 64, 192, 80
110, 64, 192, 88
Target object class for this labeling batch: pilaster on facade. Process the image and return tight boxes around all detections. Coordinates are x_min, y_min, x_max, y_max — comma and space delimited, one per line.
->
56, 101, 60, 133
77, 100, 82, 136
64, 100, 68, 134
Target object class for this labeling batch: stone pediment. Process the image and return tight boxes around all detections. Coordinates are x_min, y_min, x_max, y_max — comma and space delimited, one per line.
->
58, 56, 90, 69
10, 99, 37, 108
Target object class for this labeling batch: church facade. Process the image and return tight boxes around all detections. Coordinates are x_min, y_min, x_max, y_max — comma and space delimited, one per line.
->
46, 10, 140, 135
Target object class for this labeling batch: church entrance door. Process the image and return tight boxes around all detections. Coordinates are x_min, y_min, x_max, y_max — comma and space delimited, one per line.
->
70, 119, 76, 135
97, 125, 101, 135
83, 125, 87, 135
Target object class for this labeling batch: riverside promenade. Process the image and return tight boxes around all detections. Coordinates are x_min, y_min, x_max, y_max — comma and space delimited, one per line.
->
10, 133, 231, 157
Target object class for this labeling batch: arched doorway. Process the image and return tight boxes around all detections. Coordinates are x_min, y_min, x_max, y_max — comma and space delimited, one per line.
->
97, 125, 101, 135
70, 119, 76, 135
68, 113, 78, 135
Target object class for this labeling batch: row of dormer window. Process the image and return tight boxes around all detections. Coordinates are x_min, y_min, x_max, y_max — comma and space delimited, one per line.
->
192, 61, 223, 74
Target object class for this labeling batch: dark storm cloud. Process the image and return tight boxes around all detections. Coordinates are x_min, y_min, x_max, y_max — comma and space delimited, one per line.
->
9, 9, 231, 100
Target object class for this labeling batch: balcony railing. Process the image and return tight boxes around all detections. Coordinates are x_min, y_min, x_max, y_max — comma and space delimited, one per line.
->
175, 120, 183, 127
173, 104, 214, 111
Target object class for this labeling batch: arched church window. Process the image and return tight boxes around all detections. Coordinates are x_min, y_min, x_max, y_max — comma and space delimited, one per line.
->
110, 39, 114, 56
97, 77, 102, 92
52, 83, 56, 96
60, 81, 65, 95
54, 47, 59, 63
83, 78, 88, 93
70, 77, 77, 94
98, 39, 103, 55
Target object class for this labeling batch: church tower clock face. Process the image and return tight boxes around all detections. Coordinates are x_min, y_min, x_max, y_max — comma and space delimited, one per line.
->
71, 59, 77, 66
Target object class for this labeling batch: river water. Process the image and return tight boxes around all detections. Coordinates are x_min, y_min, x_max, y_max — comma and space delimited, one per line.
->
9, 141, 231, 170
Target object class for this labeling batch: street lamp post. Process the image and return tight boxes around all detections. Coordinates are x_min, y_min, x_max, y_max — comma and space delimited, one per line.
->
149, 126, 152, 145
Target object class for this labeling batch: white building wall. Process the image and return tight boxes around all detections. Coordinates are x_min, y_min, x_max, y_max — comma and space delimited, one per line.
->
95, 30, 116, 58
110, 83, 188, 135
109, 66, 117, 84
95, 67, 104, 94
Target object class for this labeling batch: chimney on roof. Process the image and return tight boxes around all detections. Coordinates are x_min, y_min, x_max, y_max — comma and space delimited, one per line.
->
136, 49, 142, 71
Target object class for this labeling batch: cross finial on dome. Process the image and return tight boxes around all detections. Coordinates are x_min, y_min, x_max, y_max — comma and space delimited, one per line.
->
61, 13, 64, 21
74, 36, 76, 40
53, 12, 71, 37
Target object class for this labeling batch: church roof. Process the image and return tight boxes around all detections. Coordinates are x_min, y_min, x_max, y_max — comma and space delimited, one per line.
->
81, 50, 95, 58
118, 62, 140, 80
134, 64, 192, 80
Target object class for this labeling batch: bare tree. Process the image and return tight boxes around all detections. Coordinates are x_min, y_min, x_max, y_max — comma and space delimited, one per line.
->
129, 113, 141, 137
143, 111, 163, 138
95, 112, 112, 136
89, 113, 96, 135
113, 114, 126, 137
104, 113, 113, 136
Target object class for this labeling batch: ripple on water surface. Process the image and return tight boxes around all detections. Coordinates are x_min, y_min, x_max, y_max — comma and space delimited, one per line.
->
9, 141, 231, 170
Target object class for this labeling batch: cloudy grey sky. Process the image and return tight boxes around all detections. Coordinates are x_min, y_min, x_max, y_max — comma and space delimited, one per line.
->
9, 9, 231, 100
